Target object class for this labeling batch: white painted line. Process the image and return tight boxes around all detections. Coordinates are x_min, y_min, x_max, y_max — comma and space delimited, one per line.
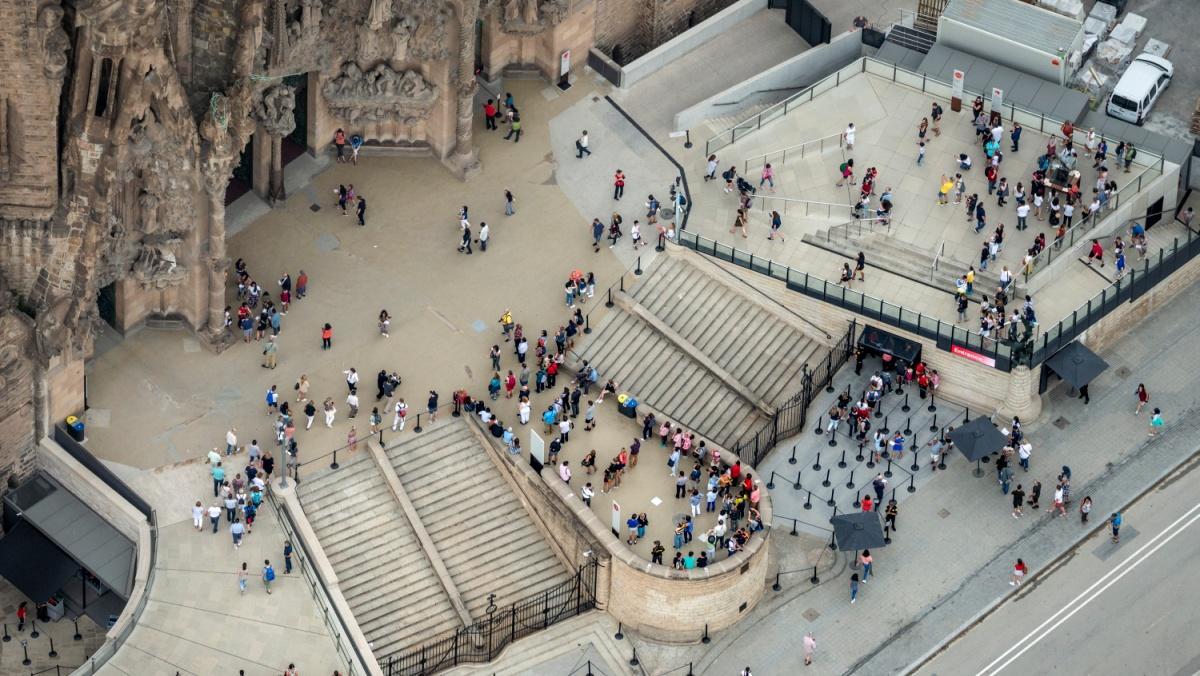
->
977, 501, 1200, 676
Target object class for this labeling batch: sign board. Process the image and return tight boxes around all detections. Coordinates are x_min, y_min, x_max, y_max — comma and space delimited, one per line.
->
951, 343, 997, 368
529, 430, 545, 473
560, 49, 571, 77
610, 501, 621, 537
668, 131, 688, 138
991, 88, 1004, 113
951, 69, 965, 100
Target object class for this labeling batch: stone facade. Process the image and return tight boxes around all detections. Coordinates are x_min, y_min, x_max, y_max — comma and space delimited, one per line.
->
594, 0, 735, 64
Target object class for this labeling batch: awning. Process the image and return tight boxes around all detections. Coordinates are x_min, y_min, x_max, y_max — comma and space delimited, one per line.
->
9, 474, 134, 599
858, 325, 922, 365
1044, 341, 1109, 390
947, 416, 1009, 462
0, 521, 81, 602
830, 511, 887, 551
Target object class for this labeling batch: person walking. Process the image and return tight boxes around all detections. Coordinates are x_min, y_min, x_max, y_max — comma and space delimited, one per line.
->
230, 518, 245, 549
356, 195, 366, 226
1110, 512, 1122, 543
803, 633, 817, 666
1050, 485, 1066, 516
849, 573, 860, 603
884, 499, 898, 531
238, 562, 249, 594
483, 99, 497, 130
576, 130, 591, 158
1080, 496, 1092, 524
1009, 558, 1028, 586
1134, 383, 1149, 415
843, 123, 855, 151
504, 188, 515, 215
504, 113, 521, 142
768, 210, 784, 241
262, 560, 276, 594
478, 221, 490, 252
859, 550, 873, 582
1148, 407, 1164, 437
1011, 484, 1025, 518
613, 169, 625, 200
261, 337, 278, 369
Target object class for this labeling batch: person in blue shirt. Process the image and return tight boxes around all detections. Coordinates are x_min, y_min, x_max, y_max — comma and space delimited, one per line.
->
212, 462, 225, 497
890, 432, 906, 461
230, 519, 245, 549
1110, 512, 1122, 543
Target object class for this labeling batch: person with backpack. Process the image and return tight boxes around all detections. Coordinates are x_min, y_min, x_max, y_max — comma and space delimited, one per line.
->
836, 159, 855, 186
262, 560, 276, 594
722, 166, 737, 193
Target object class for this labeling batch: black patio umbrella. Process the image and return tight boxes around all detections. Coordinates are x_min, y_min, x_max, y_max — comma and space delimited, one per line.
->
1045, 341, 1109, 390
829, 510, 887, 552
948, 416, 1009, 477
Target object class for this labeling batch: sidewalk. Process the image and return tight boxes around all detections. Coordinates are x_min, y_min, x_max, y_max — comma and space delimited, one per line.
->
629, 268, 1200, 675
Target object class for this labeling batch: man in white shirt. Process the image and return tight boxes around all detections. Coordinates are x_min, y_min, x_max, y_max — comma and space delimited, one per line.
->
580, 482, 594, 506
576, 130, 591, 158
225, 428, 238, 455
1016, 202, 1030, 230
843, 123, 856, 150
346, 389, 359, 418
344, 368, 359, 392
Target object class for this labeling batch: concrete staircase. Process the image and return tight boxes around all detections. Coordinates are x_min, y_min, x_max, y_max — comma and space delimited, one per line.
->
298, 454, 463, 659
385, 420, 572, 618
886, 24, 937, 54
803, 229, 1009, 296
630, 253, 825, 406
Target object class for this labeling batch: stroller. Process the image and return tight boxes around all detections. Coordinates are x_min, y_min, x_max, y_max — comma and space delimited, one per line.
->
735, 176, 756, 196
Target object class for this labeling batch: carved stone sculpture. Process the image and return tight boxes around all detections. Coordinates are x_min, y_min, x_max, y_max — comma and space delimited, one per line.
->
131, 234, 187, 288
367, 0, 394, 30
322, 61, 438, 123
256, 84, 297, 138
38, 3, 70, 82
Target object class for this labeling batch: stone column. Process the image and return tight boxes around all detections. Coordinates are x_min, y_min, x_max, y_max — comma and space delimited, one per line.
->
268, 134, 286, 204
998, 364, 1043, 424
446, 0, 481, 180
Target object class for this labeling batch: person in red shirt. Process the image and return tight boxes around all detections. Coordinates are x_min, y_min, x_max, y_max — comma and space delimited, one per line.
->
861, 494, 874, 512
730, 460, 742, 482
1086, 239, 1105, 267
483, 99, 497, 131
613, 170, 625, 200
1010, 558, 1029, 586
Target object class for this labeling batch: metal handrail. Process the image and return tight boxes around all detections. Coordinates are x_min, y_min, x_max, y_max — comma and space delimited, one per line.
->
823, 216, 891, 242
743, 194, 856, 220
741, 132, 844, 174
930, 240, 945, 280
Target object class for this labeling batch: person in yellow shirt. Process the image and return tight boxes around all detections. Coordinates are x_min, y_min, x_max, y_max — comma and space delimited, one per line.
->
938, 175, 954, 205
965, 267, 976, 295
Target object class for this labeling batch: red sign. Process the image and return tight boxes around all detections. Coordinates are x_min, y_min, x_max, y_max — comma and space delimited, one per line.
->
951, 344, 996, 368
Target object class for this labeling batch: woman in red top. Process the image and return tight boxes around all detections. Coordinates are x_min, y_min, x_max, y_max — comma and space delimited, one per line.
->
504, 371, 517, 398
483, 99, 498, 130
321, 323, 333, 350
613, 170, 626, 200
16, 601, 26, 631
1134, 383, 1149, 415
334, 128, 347, 163
1010, 558, 1028, 586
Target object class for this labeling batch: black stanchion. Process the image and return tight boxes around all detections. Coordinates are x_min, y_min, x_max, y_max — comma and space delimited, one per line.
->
702, 624, 711, 644
838, 450, 847, 468
688, 663, 695, 676
826, 379, 835, 393
804, 491, 813, 509
964, 406, 970, 422
929, 413, 938, 433
20, 640, 29, 666
72, 618, 80, 641
414, 413, 424, 433
907, 474, 916, 493
378, 429, 384, 446
884, 459, 893, 478
584, 315, 592, 335
48, 636, 57, 658
866, 452, 876, 468
766, 471, 776, 490
330, 448, 339, 470
827, 428, 838, 447
901, 393, 911, 412
881, 415, 890, 435
810, 565, 820, 584
856, 442, 865, 462
827, 532, 837, 550
2, 623, 9, 642
615, 622, 624, 640
910, 449, 920, 473
790, 518, 798, 536
814, 416, 824, 435
30, 620, 38, 639
789, 445, 798, 464
812, 452, 822, 471
635, 256, 643, 275
884, 526, 892, 545
793, 471, 802, 490
846, 470, 856, 489
630, 648, 640, 667
938, 454, 946, 471
605, 288, 614, 308
904, 417, 912, 435
822, 469, 831, 487
773, 573, 782, 591
853, 489, 862, 507
826, 488, 836, 506
928, 391, 937, 412
874, 400, 883, 419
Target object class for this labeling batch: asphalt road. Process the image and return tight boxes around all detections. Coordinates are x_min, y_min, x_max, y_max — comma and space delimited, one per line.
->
917, 456, 1200, 676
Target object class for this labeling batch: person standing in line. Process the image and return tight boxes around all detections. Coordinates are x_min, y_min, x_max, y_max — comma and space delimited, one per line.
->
1123, 143, 1136, 172
504, 189, 515, 215
884, 499, 898, 531
208, 503, 221, 533
849, 573, 860, 603
1134, 383, 1149, 415
356, 195, 366, 226
859, 550, 873, 582
212, 461, 225, 497
872, 474, 887, 504
1110, 512, 1123, 543
1080, 496, 1092, 524
1009, 558, 1028, 586
576, 130, 591, 158
613, 169, 625, 200
843, 122, 856, 151
1148, 407, 1164, 437
231, 518, 245, 549
1011, 484, 1025, 518
1010, 122, 1022, 152
1029, 480, 1042, 510
427, 390, 440, 423
238, 562, 249, 594
262, 560, 275, 594
803, 633, 817, 666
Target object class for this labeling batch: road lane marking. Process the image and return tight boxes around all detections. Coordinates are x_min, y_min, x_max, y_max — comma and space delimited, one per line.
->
977, 502, 1200, 676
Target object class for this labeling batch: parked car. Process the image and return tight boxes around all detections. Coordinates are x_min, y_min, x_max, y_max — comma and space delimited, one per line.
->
1106, 54, 1173, 125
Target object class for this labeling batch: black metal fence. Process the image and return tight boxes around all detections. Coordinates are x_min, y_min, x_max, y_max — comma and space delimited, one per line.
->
732, 320, 857, 467
783, 0, 832, 45
379, 560, 600, 676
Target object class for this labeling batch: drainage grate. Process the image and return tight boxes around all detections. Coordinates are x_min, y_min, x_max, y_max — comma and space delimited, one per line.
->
938, 508, 951, 519
802, 608, 821, 622
1115, 366, 1131, 379
310, 204, 321, 212
1053, 416, 1071, 429
592, 96, 600, 102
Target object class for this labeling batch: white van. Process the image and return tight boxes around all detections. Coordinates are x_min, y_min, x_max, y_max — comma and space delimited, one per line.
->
1106, 54, 1173, 125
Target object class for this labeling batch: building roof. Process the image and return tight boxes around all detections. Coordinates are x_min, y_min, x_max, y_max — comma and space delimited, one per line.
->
942, 0, 1082, 56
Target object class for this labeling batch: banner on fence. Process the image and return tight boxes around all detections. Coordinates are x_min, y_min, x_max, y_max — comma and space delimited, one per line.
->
951, 343, 997, 368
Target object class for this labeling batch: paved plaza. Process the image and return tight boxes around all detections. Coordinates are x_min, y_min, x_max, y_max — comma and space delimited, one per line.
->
71, 33, 1200, 676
